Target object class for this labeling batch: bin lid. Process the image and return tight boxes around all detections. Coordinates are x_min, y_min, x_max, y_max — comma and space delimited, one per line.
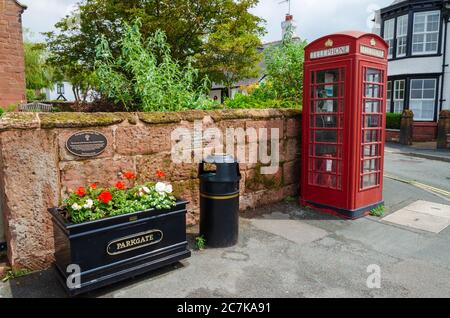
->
205, 154, 236, 164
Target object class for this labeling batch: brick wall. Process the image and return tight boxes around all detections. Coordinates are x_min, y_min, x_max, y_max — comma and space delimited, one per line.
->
0, 109, 302, 270
385, 129, 400, 143
0, 0, 26, 108
412, 122, 438, 142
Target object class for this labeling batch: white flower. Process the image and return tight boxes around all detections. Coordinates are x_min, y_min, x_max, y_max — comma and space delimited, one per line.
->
165, 184, 173, 194
71, 203, 82, 211
138, 186, 151, 197
83, 199, 94, 209
142, 186, 151, 194
155, 182, 166, 194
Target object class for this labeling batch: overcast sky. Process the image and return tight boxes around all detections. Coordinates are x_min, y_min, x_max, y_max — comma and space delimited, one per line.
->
20, 0, 394, 43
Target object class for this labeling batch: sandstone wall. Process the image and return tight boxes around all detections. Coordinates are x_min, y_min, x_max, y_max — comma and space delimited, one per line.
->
0, 0, 26, 108
0, 109, 302, 270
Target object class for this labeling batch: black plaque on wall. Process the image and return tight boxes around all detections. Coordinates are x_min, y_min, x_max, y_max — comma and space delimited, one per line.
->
66, 131, 108, 157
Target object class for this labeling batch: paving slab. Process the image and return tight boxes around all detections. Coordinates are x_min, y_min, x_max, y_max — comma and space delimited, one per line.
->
250, 219, 329, 245
382, 201, 450, 234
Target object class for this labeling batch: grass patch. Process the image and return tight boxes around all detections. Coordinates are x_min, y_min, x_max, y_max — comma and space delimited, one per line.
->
195, 235, 206, 251
284, 196, 297, 203
2, 269, 34, 282
370, 204, 385, 218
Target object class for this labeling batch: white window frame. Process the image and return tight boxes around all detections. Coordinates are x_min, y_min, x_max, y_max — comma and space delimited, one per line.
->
386, 81, 392, 112
412, 11, 441, 55
396, 15, 409, 57
383, 19, 395, 58
409, 79, 437, 121
393, 80, 405, 113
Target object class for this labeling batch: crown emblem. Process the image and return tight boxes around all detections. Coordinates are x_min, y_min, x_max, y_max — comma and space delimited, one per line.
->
325, 39, 334, 47
370, 38, 376, 46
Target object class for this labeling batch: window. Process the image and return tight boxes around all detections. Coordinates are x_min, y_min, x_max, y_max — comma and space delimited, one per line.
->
393, 80, 405, 113
387, 81, 392, 112
412, 11, 440, 55
396, 15, 408, 57
383, 19, 395, 58
57, 83, 65, 95
410, 79, 437, 121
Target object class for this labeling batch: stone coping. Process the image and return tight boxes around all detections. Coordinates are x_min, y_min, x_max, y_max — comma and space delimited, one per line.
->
0, 109, 302, 131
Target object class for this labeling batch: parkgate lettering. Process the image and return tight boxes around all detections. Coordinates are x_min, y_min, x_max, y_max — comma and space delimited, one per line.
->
107, 230, 163, 255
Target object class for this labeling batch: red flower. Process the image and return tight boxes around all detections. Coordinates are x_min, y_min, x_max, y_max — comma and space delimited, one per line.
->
90, 183, 97, 190
156, 170, 166, 179
115, 181, 126, 190
75, 187, 86, 197
123, 171, 136, 180
98, 191, 113, 204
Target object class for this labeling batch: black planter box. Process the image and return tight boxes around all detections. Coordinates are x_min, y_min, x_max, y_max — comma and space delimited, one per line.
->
49, 200, 191, 296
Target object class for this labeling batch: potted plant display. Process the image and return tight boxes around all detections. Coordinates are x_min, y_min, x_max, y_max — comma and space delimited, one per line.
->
49, 170, 191, 296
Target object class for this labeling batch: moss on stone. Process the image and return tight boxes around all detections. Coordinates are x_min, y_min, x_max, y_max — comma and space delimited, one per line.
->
402, 109, 414, 118
439, 110, 450, 119
177, 110, 211, 122
208, 109, 253, 121
39, 113, 126, 129
138, 112, 181, 124
278, 109, 302, 118
0, 112, 39, 131
245, 165, 283, 191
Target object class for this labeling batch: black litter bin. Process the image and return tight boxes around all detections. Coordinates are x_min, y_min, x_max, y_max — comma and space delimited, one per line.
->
199, 154, 241, 248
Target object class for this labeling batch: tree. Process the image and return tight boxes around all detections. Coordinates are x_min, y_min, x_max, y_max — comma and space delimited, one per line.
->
262, 25, 307, 103
24, 41, 54, 91
45, 0, 265, 95
196, 0, 264, 97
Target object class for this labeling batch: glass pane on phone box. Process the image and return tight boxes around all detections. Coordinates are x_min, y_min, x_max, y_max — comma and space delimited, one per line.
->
366, 69, 381, 83
316, 69, 339, 83
314, 173, 337, 188
365, 115, 380, 128
314, 100, 338, 113
314, 159, 337, 173
364, 144, 379, 157
313, 115, 338, 128
365, 84, 381, 98
363, 159, 378, 172
361, 174, 378, 188
365, 100, 381, 113
315, 130, 337, 142
315, 144, 337, 157
364, 130, 379, 142
316, 85, 339, 98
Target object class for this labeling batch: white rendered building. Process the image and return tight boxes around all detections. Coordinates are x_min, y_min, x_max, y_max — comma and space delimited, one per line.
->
375, 0, 450, 122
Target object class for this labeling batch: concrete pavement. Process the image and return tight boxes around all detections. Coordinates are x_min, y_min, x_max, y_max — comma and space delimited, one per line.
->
1, 196, 449, 298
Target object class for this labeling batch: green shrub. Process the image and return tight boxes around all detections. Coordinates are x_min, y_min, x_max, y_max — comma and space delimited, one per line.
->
224, 93, 301, 110
386, 113, 402, 129
0, 108, 4, 116
95, 20, 214, 112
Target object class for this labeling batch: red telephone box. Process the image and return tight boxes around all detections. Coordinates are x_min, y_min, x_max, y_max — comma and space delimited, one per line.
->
300, 31, 388, 219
